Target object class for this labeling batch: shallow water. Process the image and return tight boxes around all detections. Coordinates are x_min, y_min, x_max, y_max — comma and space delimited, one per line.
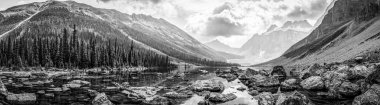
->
137, 66, 259, 105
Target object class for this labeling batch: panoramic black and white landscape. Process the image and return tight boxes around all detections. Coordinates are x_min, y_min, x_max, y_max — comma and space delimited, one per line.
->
0, 0, 380, 105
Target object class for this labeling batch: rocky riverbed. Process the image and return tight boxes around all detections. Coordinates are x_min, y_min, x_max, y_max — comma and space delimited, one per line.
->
0, 62, 379, 105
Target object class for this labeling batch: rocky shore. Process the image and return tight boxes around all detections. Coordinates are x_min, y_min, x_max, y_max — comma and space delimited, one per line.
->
0, 61, 379, 105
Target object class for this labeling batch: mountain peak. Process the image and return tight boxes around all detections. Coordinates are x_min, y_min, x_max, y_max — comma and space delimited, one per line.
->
266, 24, 278, 32
281, 20, 313, 29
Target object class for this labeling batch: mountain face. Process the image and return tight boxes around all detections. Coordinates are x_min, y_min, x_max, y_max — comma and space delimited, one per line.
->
0, 1, 226, 62
205, 40, 239, 54
259, 0, 380, 66
235, 20, 311, 65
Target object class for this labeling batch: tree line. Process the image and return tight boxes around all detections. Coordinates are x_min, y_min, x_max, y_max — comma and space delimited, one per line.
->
0, 25, 172, 69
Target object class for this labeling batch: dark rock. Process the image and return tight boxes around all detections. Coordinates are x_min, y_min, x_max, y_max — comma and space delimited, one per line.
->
198, 100, 215, 105
301, 76, 325, 90
248, 89, 259, 96
236, 87, 246, 91
353, 84, 380, 105
336, 81, 361, 97
205, 93, 237, 103
271, 66, 287, 82
365, 65, 380, 85
276, 91, 311, 105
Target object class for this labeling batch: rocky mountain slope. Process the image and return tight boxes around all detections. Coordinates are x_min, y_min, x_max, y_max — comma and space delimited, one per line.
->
258, 0, 380, 66
232, 20, 311, 65
0, 1, 226, 63
205, 40, 239, 54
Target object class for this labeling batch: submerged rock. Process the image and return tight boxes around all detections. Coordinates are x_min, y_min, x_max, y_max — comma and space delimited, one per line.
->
6, 93, 37, 105
205, 93, 237, 103
301, 76, 325, 90
163, 91, 192, 99
191, 79, 224, 92
276, 91, 311, 105
144, 96, 171, 105
353, 84, 380, 105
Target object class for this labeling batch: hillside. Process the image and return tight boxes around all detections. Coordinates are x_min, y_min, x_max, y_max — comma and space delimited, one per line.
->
0, 1, 227, 65
258, 0, 380, 66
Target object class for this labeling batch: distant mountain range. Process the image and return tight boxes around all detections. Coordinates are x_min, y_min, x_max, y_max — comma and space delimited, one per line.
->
257, 0, 380, 66
205, 20, 312, 65
0, 1, 229, 64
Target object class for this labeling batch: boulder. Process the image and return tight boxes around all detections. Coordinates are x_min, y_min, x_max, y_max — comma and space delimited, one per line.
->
301, 76, 325, 90
121, 90, 146, 103
248, 89, 259, 96
205, 93, 237, 103
198, 100, 215, 105
336, 82, 361, 97
257, 77, 281, 87
271, 66, 287, 82
255, 92, 278, 105
68, 80, 90, 85
144, 96, 171, 105
365, 65, 380, 85
191, 79, 224, 92
6, 93, 37, 105
92, 93, 113, 105
163, 91, 192, 99
347, 65, 373, 81
299, 64, 325, 79
353, 84, 380, 105
280, 78, 300, 91
62, 83, 81, 88
237, 87, 246, 91
0, 80, 8, 95
218, 73, 238, 82
276, 91, 311, 105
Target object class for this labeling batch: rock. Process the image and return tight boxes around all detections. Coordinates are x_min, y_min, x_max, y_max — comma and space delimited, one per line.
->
218, 73, 238, 82
336, 82, 361, 97
365, 65, 380, 85
144, 96, 171, 105
6, 93, 37, 105
276, 91, 311, 105
191, 79, 224, 92
323, 71, 347, 91
237, 87, 246, 91
92, 93, 113, 105
257, 77, 280, 87
205, 93, 237, 103
280, 79, 299, 91
256, 92, 278, 105
353, 84, 380, 105
163, 91, 192, 99
121, 90, 146, 103
301, 76, 325, 90
299, 64, 325, 80
248, 89, 259, 96
198, 100, 215, 105
354, 57, 364, 64
0, 80, 8, 95
68, 80, 90, 85
271, 66, 287, 82
347, 65, 372, 81
62, 83, 81, 88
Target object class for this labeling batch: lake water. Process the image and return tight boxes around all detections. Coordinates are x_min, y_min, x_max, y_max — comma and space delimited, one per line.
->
135, 66, 259, 105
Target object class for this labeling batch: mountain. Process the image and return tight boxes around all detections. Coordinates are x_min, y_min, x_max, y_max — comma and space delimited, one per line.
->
205, 39, 239, 54
258, 0, 380, 66
0, 1, 226, 63
236, 20, 311, 65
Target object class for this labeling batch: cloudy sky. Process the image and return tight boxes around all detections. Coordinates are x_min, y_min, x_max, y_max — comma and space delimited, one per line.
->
0, 0, 333, 48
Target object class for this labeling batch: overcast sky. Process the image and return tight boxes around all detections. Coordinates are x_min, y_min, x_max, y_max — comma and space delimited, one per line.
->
0, 0, 333, 48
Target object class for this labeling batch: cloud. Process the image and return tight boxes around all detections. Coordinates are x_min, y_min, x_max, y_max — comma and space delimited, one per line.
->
213, 2, 233, 14
205, 16, 245, 37
97, 0, 162, 4
286, 0, 329, 20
